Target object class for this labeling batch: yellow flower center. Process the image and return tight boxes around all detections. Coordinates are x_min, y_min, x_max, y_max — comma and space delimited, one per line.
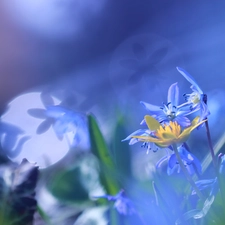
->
131, 115, 206, 148
155, 121, 181, 140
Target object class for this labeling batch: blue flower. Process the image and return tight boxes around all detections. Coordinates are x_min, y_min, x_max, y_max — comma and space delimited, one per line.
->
27, 93, 88, 148
192, 154, 225, 197
122, 129, 160, 153
176, 67, 210, 121
140, 83, 192, 127
178, 154, 225, 222
93, 190, 136, 215
156, 143, 202, 176
0, 122, 30, 158
192, 178, 218, 196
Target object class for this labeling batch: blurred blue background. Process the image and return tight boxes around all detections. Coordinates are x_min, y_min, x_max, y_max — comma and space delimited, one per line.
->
0, 0, 224, 167
0, 0, 225, 168
0, 0, 225, 110
0, 1, 225, 224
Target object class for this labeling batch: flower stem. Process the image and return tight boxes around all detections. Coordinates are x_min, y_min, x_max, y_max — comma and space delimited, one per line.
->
203, 94, 217, 168
172, 144, 204, 200
204, 120, 217, 168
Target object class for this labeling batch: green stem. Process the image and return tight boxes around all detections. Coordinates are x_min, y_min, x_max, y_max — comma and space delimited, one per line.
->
172, 144, 204, 200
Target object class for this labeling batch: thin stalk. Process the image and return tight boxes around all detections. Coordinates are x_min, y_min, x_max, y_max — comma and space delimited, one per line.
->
204, 120, 217, 168
203, 94, 217, 168
203, 95, 225, 208
172, 144, 204, 200
152, 181, 159, 206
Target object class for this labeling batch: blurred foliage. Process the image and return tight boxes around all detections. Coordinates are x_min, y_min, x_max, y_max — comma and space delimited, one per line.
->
88, 113, 120, 195
50, 166, 89, 202
0, 105, 225, 225
0, 159, 38, 225
110, 115, 132, 179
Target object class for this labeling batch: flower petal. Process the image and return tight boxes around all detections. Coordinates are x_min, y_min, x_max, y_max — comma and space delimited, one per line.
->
155, 114, 168, 123
189, 118, 207, 131
144, 115, 161, 131
156, 155, 168, 168
178, 116, 206, 141
178, 145, 193, 162
175, 116, 191, 127
167, 82, 179, 107
193, 195, 215, 219
199, 102, 210, 121
167, 154, 177, 175
140, 101, 162, 113
131, 135, 169, 148
194, 179, 217, 193
27, 108, 47, 119
36, 119, 52, 134
178, 145, 202, 175
131, 135, 158, 143
122, 129, 150, 141
176, 67, 203, 94
191, 116, 200, 126
122, 129, 150, 145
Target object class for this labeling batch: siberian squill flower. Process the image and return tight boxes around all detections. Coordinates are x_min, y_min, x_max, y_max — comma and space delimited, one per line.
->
156, 144, 202, 175
0, 122, 30, 158
27, 93, 88, 148
93, 190, 136, 215
176, 67, 210, 121
192, 154, 225, 198
122, 129, 159, 153
132, 115, 206, 148
177, 155, 225, 223
140, 82, 193, 127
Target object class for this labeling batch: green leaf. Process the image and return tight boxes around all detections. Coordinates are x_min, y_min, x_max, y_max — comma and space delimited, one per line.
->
111, 116, 132, 178
50, 167, 89, 202
47, 153, 100, 203
88, 114, 119, 195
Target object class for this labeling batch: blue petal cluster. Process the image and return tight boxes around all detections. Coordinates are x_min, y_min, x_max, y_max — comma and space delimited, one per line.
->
156, 144, 202, 176
140, 82, 192, 127
27, 93, 88, 148
123, 67, 210, 176
94, 190, 136, 215
176, 67, 210, 122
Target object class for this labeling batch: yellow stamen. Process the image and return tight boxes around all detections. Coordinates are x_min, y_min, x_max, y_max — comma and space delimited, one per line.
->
132, 116, 206, 148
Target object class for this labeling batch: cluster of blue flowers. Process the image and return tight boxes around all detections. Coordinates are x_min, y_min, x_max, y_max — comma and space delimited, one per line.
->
123, 67, 210, 176
21, 68, 222, 223
97, 67, 215, 218
27, 92, 88, 149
